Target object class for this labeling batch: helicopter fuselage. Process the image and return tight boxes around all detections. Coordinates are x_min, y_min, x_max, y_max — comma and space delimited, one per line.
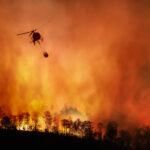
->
31, 32, 41, 45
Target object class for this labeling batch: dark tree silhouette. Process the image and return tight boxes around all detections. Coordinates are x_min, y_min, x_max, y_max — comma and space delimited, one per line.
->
43, 111, 52, 132
62, 119, 73, 135
82, 121, 93, 138
10, 115, 17, 130
104, 121, 118, 143
62, 119, 69, 134
72, 119, 82, 135
52, 125, 59, 134
97, 122, 104, 141
1, 116, 11, 129
67, 119, 73, 135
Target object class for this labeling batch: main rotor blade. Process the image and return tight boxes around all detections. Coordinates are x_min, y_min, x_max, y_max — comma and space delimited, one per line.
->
16, 31, 31, 36
16, 29, 37, 36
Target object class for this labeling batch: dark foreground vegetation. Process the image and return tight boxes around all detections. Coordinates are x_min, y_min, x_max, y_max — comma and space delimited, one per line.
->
0, 126, 150, 150
0, 129, 99, 149
0, 107, 150, 150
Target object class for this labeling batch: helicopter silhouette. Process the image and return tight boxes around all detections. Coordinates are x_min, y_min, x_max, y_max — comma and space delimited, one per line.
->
17, 29, 49, 58
17, 29, 43, 45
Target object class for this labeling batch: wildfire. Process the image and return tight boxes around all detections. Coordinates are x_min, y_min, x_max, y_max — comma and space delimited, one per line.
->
0, 109, 95, 138
0, 0, 150, 133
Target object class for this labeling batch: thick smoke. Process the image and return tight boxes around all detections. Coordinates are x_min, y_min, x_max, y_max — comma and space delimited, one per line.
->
0, 0, 150, 128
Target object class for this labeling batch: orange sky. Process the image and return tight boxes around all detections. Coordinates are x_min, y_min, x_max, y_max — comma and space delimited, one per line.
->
0, 0, 150, 128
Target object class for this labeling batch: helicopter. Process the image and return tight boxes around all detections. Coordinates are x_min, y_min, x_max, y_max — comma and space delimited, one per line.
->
17, 29, 43, 45
17, 29, 49, 58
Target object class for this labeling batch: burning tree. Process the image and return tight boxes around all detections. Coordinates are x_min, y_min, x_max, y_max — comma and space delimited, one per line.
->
18, 113, 24, 129
72, 119, 82, 135
24, 112, 30, 128
43, 111, 52, 132
62, 119, 73, 134
81, 121, 93, 138
32, 112, 39, 131
62, 119, 69, 134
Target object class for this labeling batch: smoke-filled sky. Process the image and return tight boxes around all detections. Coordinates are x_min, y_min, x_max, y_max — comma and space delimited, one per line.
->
0, 0, 150, 128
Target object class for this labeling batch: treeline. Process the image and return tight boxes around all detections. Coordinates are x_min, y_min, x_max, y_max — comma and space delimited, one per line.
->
0, 107, 150, 150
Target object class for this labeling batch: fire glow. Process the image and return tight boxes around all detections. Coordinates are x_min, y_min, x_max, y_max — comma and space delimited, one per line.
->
0, 0, 150, 133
